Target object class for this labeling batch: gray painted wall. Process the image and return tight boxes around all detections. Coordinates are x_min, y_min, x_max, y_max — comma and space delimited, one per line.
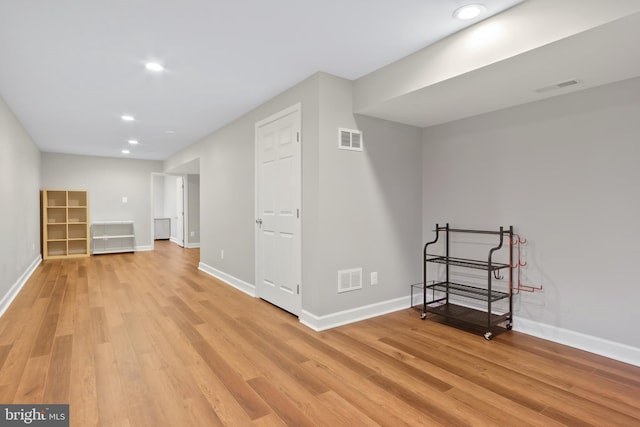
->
0, 95, 41, 300
422, 76, 640, 348
40, 153, 162, 249
153, 174, 165, 217
165, 73, 321, 291
164, 72, 423, 318
309, 74, 422, 315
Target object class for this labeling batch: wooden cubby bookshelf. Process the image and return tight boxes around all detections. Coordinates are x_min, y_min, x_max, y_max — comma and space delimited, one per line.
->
41, 190, 90, 259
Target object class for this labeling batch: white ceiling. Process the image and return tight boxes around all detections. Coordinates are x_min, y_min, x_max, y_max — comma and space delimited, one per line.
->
0, 0, 524, 160
356, 4, 640, 128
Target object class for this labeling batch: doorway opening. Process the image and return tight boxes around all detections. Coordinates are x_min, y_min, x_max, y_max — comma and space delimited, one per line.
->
151, 159, 200, 250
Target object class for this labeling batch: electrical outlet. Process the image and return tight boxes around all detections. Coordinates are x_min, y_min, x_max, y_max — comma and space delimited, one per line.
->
190, 231, 195, 237
371, 272, 378, 286
220, 250, 224, 260
122, 196, 127, 204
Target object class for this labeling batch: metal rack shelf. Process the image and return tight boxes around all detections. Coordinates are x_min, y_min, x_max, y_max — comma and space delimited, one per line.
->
426, 281, 510, 302
426, 304, 511, 334
421, 223, 514, 340
425, 255, 510, 271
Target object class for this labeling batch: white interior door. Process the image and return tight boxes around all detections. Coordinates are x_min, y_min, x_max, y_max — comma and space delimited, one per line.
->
175, 176, 184, 247
255, 104, 301, 315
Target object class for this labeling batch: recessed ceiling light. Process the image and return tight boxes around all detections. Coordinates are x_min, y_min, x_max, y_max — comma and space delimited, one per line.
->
145, 62, 164, 72
165, 130, 176, 134
121, 115, 135, 122
128, 139, 139, 145
453, 4, 486, 20
121, 149, 130, 154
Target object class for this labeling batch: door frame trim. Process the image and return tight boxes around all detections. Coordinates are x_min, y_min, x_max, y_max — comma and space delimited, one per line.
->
254, 102, 302, 314
149, 172, 189, 249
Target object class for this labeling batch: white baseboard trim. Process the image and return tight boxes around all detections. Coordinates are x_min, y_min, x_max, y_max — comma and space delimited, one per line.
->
300, 296, 410, 332
0, 255, 42, 318
301, 291, 640, 367
198, 262, 256, 297
135, 245, 153, 252
186, 243, 201, 249
513, 316, 640, 367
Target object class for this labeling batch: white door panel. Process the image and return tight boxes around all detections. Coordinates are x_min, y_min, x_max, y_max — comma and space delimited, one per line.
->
255, 104, 301, 315
263, 230, 276, 286
175, 176, 185, 247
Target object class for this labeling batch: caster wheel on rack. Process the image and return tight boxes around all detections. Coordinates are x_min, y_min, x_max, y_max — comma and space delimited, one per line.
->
506, 323, 513, 330
484, 332, 493, 341
420, 313, 427, 320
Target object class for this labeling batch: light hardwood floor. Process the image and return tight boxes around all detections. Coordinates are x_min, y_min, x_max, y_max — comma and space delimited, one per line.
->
1, 240, 639, 426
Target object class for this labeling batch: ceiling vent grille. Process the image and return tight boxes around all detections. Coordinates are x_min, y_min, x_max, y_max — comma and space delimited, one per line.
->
535, 79, 580, 93
338, 268, 362, 293
338, 128, 363, 151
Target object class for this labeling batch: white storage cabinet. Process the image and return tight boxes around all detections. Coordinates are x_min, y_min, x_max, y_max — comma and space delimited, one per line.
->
154, 218, 171, 240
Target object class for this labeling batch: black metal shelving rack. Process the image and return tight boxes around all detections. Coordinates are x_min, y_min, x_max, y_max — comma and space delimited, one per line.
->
421, 223, 513, 340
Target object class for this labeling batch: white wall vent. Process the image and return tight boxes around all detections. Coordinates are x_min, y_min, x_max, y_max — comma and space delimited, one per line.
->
338, 128, 363, 151
337, 268, 363, 293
